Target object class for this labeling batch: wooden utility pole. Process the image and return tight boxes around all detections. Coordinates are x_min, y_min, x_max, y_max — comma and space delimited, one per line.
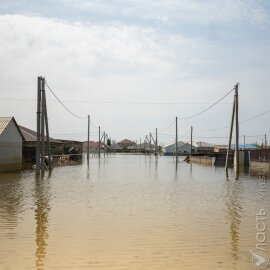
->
265, 134, 267, 148
36, 77, 42, 174
244, 134, 246, 149
87, 115, 90, 162
190, 126, 193, 156
98, 126, 101, 158
43, 83, 52, 171
175, 116, 178, 160
155, 128, 158, 156
149, 133, 152, 155
235, 83, 239, 178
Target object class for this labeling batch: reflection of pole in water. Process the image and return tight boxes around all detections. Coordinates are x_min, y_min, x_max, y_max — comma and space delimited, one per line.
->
224, 180, 242, 260
35, 175, 50, 270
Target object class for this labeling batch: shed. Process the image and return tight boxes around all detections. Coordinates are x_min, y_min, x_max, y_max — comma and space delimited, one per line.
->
0, 117, 24, 172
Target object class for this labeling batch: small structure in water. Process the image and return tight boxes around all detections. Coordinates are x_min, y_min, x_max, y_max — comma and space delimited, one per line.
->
0, 117, 24, 172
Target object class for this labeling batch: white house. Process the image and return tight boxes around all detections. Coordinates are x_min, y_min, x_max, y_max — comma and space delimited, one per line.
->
164, 141, 197, 155
0, 117, 24, 172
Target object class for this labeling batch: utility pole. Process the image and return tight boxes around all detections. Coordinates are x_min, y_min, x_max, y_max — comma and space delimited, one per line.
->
98, 126, 101, 158
43, 82, 52, 171
149, 133, 152, 155
40, 78, 45, 173
140, 138, 141, 154
225, 98, 235, 171
87, 115, 90, 162
190, 126, 193, 156
175, 116, 178, 160
235, 83, 239, 178
265, 134, 267, 149
155, 128, 158, 156
244, 134, 246, 149
103, 131, 106, 156
36, 77, 41, 175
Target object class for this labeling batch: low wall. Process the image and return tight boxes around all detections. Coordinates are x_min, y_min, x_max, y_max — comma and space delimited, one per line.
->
190, 156, 214, 165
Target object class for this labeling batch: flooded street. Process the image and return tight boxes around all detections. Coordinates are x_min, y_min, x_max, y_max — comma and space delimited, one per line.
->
0, 154, 269, 269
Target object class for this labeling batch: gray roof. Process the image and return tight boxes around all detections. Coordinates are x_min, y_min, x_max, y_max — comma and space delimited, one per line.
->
0, 117, 24, 139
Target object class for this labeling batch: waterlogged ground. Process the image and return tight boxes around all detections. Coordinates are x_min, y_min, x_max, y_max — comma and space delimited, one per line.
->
0, 154, 269, 270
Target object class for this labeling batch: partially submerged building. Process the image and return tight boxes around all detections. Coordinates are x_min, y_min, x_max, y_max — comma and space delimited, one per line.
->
164, 141, 197, 155
0, 117, 24, 172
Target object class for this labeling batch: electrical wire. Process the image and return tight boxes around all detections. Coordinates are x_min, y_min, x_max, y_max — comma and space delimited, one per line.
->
180, 86, 236, 120
45, 81, 88, 120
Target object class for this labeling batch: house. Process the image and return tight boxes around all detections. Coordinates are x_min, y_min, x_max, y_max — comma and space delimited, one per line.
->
19, 125, 83, 165
82, 141, 99, 153
0, 117, 24, 172
117, 139, 136, 150
164, 141, 197, 155
195, 141, 214, 153
214, 145, 228, 153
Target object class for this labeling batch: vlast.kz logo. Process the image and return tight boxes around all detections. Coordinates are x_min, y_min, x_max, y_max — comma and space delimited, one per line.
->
250, 250, 269, 269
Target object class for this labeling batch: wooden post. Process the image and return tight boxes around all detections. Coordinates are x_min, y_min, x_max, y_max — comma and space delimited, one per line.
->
190, 125, 193, 156
235, 84, 239, 178
244, 134, 246, 149
155, 128, 158, 156
265, 134, 267, 149
140, 138, 141, 154
225, 98, 235, 171
176, 116, 178, 160
87, 115, 90, 162
40, 77, 45, 173
98, 126, 101, 158
43, 82, 52, 171
36, 77, 41, 175
149, 133, 152, 155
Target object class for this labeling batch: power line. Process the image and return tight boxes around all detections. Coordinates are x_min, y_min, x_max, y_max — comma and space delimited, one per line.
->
180, 87, 235, 120
45, 81, 88, 120
240, 109, 270, 125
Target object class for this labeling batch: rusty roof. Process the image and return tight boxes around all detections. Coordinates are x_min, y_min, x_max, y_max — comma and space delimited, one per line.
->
0, 117, 24, 139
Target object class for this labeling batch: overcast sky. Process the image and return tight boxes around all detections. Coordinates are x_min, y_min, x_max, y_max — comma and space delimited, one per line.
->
0, 0, 270, 145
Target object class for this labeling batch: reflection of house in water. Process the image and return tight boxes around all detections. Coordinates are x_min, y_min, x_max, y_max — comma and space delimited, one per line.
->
0, 172, 24, 238
35, 176, 51, 270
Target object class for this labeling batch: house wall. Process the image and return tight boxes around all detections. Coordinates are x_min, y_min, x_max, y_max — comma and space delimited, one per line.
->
0, 121, 22, 171
164, 144, 197, 154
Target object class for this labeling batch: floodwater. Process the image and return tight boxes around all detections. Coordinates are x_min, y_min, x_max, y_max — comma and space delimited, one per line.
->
0, 154, 269, 270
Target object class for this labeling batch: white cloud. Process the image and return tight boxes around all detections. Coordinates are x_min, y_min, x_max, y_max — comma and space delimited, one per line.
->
0, 13, 269, 144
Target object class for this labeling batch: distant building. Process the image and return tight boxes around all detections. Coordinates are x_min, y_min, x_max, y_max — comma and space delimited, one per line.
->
214, 145, 228, 153
82, 141, 99, 153
0, 117, 24, 172
117, 139, 136, 150
195, 141, 214, 153
164, 141, 197, 155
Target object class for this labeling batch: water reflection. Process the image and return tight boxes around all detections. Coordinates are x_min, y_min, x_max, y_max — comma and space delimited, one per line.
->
224, 179, 242, 261
0, 172, 23, 238
35, 174, 51, 270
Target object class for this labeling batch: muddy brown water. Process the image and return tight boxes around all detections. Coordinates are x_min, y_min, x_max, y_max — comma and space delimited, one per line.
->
0, 154, 269, 269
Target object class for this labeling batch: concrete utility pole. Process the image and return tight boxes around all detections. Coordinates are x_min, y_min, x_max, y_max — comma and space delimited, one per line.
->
87, 115, 90, 162
98, 126, 101, 158
103, 131, 106, 156
190, 126, 193, 156
36, 77, 42, 175
43, 84, 52, 171
155, 128, 158, 156
40, 78, 45, 173
235, 83, 239, 178
175, 116, 178, 160
225, 83, 239, 179
225, 98, 235, 171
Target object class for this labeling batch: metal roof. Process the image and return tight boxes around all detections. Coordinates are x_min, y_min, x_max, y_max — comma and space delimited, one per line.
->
0, 117, 12, 135
0, 117, 24, 139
